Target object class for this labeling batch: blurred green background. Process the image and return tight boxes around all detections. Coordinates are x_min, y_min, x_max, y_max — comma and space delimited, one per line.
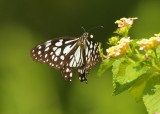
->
0, 0, 160, 114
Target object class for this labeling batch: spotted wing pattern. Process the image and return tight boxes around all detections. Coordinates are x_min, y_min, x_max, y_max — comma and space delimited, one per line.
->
77, 38, 100, 82
30, 32, 100, 82
85, 38, 100, 69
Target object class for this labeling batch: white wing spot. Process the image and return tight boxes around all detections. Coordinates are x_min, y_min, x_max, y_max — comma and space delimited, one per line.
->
73, 61, 76, 67
60, 61, 63, 65
53, 47, 57, 51
45, 54, 48, 58
55, 48, 61, 56
70, 57, 74, 67
45, 42, 51, 47
88, 58, 90, 62
94, 44, 96, 49
80, 69, 83, 74
70, 73, 72, 77
85, 46, 88, 55
52, 55, 55, 60
55, 40, 62, 46
60, 55, 64, 60
37, 45, 42, 49
63, 43, 76, 55
95, 55, 97, 58
90, 43, 93, 48
32, 50, 35, 53
70, 55, 73, 59
75, 46, 80, 63
93, 50, 95, 54
45, 47, 49, 51
65, 39, 77, 44
66, 68, 69, 72
38, 51, 41, 55
96, 49, 98, 53
54, 57, 58, 61
50, 52, 53, 55
63, 45, 71, 54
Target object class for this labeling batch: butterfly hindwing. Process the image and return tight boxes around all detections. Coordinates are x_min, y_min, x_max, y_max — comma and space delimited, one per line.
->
61, 65, 73, 81
77, 67, 88, 82
85, 38, 100, 70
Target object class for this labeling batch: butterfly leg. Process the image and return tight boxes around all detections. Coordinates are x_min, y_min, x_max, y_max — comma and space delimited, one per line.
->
61, 66, 73, 82
77, 67, 87, 83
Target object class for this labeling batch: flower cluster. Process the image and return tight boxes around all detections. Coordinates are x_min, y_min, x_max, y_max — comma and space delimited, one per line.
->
99, 17, 160, 114
106, 37, 132, 58
115, 17, 138, 28
136, 33, 160, 50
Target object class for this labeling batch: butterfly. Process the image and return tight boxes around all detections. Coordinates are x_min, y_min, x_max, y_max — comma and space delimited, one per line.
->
30, 32, 100, 83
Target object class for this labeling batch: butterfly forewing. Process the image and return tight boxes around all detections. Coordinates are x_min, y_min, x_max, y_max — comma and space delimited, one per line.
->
31, 37, 79, 68
30, 32, 100, 82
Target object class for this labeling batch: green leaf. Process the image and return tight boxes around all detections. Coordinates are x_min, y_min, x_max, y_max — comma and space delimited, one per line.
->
129, 74, 150, 102
97, 59, 114, 77
112, 58, 148, 96
129, 72, 160, 102
143, 85, 160, 114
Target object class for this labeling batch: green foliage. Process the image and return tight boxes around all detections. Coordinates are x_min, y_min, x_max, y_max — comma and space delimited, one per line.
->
143, 85, 160, 114
112, 58, 148, 96
98, 59, 114, 77
98, 17, 160, 114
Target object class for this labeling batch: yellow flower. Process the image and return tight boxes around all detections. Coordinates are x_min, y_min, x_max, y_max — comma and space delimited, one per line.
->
137, 35, 160, 50
115, 17, 138, 28
154, 33, 160, 37
106, 46, 121, 58
106, 37, 132, 58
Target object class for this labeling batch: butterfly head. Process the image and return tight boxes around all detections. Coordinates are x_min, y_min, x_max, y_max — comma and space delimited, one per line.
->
82, 32, 88, 38
82, 32, 94, 39
81, 26, 97, 39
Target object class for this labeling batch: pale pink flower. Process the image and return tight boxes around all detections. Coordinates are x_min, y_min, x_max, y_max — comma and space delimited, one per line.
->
137, 35, 160, 50
115, 17, 138, 28
106, 37, 132, 58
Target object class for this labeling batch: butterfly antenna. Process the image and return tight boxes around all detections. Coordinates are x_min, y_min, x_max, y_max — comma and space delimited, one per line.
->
81, 26, 86, 33
88, 26, 104, 32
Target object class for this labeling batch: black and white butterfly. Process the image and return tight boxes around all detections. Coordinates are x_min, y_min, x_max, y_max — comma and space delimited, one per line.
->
30, 32, 100, 82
